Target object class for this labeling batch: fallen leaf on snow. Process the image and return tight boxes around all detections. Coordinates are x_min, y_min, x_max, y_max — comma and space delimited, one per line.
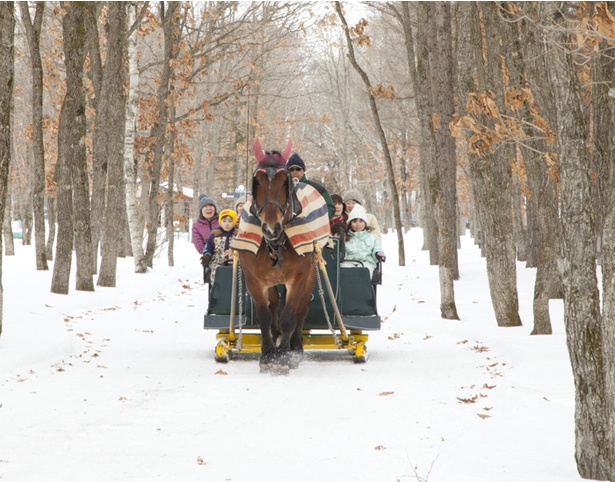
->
477, 413, 492, 419
197, 456, 206, 465
379, 391, 394, 396
215, 370, 228, 375
374, 445, 386, 451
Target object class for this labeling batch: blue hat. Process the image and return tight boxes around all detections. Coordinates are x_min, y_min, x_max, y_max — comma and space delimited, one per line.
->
287, 153, 306, 171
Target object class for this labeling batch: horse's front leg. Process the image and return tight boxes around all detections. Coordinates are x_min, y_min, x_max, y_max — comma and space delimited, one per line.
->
251, 291, 277, 372
268, 286, 280, 345
278, 283, 313, 370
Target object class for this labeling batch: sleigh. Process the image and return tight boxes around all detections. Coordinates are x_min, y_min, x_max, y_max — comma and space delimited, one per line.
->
203, 238, 381, 363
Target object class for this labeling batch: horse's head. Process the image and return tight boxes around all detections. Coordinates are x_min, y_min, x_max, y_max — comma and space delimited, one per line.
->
250, 139, 293, 242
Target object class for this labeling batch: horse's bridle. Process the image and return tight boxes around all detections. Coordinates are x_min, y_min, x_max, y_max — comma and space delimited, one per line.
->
250, 160, 297, 266
250, 164, 295, 232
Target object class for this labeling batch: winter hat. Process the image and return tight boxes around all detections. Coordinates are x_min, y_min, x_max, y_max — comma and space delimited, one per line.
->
218, 209, 237, 226
346, 204, 369, 225
287, 153, 306, 171
198, 194, 217, 218
342, 189, 365, 205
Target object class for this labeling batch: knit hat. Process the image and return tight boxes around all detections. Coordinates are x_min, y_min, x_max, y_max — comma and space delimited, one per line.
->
287, 153, 306, 171
347, 204, 369, 225
218, 209, 237, 226
342, 189, 365, 205
198, 194, 216, 212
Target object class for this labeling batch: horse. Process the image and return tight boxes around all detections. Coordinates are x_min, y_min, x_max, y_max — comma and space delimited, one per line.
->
233, 139, 330, 374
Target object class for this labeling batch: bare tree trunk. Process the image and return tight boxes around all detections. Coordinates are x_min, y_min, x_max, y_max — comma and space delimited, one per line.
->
592, 5, 615, 479
124, 2, 146, 273
511, 174, 526, 262
422, 1, 459, 319
455, 1, 521, 327
166, 99, 176, 267
3, 181, 13, 256
52, 2, 93, 294
334, 1, 405, 266
400, 3, 438, 262
19, 1, 47, 270
144, 2, 179, 268
541, 4, 609, 478
86, 2, 104, 275
97, 2, 127, 287
45, 195, 55, 261
0, 1, 13, 337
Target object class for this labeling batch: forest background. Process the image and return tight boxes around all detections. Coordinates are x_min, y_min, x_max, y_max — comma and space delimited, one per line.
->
1, 2, 615, 480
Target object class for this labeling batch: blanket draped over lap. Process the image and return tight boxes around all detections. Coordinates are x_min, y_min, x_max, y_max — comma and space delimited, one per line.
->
231, 183, 331, 256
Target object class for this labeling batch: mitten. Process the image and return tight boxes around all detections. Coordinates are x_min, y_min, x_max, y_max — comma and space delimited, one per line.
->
200, 253, 212, 268
376, 251, 386, 262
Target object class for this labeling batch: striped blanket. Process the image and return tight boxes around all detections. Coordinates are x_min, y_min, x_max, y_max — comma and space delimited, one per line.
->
231, 183, 331, 256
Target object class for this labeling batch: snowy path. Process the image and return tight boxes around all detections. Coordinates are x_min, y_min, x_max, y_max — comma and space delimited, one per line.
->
0, 233, 584, 481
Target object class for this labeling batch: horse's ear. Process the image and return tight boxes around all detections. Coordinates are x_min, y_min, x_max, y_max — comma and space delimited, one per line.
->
281, 139, 293, 162
253, 139, 268, 163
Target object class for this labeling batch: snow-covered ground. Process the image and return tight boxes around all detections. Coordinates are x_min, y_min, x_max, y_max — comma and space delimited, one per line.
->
0, 229, 589, 481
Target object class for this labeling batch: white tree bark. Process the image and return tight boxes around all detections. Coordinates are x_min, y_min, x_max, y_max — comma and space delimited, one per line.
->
124, 3, 146, 273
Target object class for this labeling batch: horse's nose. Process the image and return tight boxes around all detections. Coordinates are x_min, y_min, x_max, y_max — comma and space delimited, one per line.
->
262, 223, 282, 240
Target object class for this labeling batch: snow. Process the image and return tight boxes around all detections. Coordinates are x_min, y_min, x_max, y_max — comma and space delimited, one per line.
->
0, 229, 591, 482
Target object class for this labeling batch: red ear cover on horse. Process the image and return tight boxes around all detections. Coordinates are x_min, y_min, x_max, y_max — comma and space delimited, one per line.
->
281, 139, 293, 162
252, 138, 293, 164
253, 139, 268, 163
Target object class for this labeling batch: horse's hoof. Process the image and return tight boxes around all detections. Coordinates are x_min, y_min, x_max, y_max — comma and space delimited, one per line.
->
270, 363, 290, 376
259, 356, 274, 373
289, 353, 303, 369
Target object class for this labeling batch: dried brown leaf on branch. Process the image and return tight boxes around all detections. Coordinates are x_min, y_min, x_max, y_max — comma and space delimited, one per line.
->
545, 152, 560, 182
594, 2, 615, 40
469, 126, 502, 156
449, 113, 478, 139
369, 84, 396, 100
350, 18, 371, 47
504, 87, 528, 112
466, 91, 500, 118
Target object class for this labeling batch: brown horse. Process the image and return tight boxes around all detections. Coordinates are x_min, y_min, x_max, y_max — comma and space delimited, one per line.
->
235, 139, 326, 374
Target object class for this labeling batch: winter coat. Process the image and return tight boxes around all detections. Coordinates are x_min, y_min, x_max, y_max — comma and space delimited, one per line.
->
341, 229, 381, 274
203, 226, 237, 284
192, 217, 219, 254
330, 213, 348, 230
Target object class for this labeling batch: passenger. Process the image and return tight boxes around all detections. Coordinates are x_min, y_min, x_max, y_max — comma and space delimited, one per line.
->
330, 194, 347, 237
341, 204, 385, 276
342, 189, 382, 241
201, 209, 238, 285
235, 201, 245, 219
192, 194, 219, 255
287, 153, 336, 219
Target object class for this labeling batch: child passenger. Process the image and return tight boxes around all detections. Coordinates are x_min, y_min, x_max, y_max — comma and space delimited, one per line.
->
330, 194, 347, 235
201, 209, 238, 285
341, 204, 385, 276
